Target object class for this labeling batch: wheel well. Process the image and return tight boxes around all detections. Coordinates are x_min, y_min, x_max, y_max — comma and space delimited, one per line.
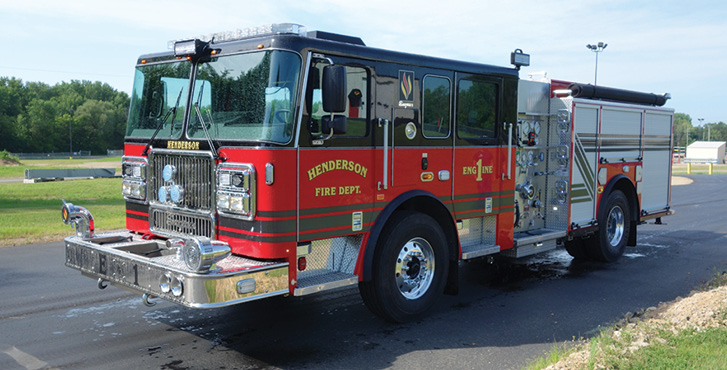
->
603, 175, 639, 246
398, 196, 459, 264
360, 191, 459, 293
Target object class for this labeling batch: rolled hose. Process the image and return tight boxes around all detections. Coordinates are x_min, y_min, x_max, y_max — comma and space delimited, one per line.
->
569, 83, 669, 107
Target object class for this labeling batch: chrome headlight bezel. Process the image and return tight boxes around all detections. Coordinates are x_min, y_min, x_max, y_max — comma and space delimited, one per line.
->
122, 156, 148, 202
216, 163, 256, 220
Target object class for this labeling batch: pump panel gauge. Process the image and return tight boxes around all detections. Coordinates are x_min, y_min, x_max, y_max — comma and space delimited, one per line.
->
533, 121, 541, 135
521, 121, 531, 135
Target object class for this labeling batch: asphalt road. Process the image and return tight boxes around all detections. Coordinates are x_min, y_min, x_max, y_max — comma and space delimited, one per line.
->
1, 175, 726, 370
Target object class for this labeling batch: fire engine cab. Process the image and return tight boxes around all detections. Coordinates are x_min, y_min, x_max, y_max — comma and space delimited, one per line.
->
62, 23, 674, 322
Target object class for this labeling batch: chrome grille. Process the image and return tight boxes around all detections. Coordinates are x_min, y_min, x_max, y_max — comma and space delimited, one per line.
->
150, 150, 214, 211
149, 208, 214, 238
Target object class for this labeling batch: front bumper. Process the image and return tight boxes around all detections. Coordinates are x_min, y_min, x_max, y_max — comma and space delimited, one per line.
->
64, 231, 289, 308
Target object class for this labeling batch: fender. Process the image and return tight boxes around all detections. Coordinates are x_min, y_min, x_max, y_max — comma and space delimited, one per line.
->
600, 174, 640, 246
359, 190, 454, 282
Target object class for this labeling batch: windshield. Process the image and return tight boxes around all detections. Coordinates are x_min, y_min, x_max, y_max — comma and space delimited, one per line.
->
189, 50, 302, 144
126, 60, 191, 139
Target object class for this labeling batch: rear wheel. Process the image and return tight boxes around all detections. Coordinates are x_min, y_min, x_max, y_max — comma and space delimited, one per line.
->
359, 211, 448, 323
587, 190, 630, 262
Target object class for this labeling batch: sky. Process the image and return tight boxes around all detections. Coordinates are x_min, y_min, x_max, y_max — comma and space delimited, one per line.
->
2, 0, 726, 125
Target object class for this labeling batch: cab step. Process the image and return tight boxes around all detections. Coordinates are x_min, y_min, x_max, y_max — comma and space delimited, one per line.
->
294, 271, 358, 296
461, 244, 501, 260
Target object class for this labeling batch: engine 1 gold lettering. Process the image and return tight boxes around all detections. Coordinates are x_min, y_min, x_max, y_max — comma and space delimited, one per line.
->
463, 159, 493, 181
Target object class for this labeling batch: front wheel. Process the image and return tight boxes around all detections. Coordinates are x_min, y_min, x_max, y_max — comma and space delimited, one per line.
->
359, 211, 448, 323
587, 190, 630, 262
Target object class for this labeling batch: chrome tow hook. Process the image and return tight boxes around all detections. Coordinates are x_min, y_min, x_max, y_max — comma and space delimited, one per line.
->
141, 293, 157, 307
97, 278, 108, 290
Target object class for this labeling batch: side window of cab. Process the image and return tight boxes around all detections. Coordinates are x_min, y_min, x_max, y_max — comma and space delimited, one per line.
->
308, 62, 369, 138
456, 78, 497, 140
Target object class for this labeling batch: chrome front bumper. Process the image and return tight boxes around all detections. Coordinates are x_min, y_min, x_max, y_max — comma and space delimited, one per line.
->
64, 231, 289, 308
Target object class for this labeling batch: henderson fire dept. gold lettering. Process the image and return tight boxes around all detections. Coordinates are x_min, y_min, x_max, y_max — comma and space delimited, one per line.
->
307, 160, 368, 181
463, 159, 493, 181
167, 141, 200, 150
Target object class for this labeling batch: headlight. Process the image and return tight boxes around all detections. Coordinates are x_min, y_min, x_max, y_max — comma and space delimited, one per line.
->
217, 193, 230, 209
159, 273, 183, 297
170, 184, 184, 203
182, 238, 231, 273
170, 275, 184, 297
162, 164, 176, 182
157, 186, 168, 203
157, 164, 185, 205
122, 156, 148, 201
216, 164, 255, 219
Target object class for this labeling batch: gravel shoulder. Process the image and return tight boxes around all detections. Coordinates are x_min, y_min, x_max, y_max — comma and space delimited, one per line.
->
543, 281, 727, 369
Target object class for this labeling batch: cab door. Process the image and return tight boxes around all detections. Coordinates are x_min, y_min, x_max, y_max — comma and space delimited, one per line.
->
297, 55, 376, 242
393, 72, 453, 188
451, 73, 514, 250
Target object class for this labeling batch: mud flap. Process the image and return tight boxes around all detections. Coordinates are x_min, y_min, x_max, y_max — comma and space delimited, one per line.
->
627, 220, 638, 246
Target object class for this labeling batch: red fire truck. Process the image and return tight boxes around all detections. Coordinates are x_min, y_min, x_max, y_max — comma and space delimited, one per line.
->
62, 23, 674, 322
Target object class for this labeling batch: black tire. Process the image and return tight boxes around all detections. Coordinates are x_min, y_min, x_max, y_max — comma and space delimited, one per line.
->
587, 190, 630, 262
564, 238, 590, 260
359, 211, 449, 323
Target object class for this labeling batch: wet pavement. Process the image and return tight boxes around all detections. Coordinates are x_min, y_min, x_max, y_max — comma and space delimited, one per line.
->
1, 175, 726, 370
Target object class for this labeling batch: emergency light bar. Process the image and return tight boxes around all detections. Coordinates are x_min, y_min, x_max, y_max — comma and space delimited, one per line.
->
174, 39, 205, 58
168, 23, 307, 49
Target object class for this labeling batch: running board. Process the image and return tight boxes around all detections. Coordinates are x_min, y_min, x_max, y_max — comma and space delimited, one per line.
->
294, 271, 358, 296
502, 229, 566, 258
501, 239, 557, 258
513, 229, 566, 247
461, 244, 501, 260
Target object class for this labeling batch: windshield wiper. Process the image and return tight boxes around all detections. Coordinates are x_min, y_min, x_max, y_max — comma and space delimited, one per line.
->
190, 80, 223, 160
142, 88, 183, 156
193, 102, 220, 160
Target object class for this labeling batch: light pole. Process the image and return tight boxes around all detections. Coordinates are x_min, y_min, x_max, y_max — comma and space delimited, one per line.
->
698, 118, 704, 142
68, 108, 73, 157
586, 42, 607, 85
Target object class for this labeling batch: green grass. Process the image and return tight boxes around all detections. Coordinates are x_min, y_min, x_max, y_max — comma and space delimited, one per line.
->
672, 163, 727, 175
524, 339, 579, 370
526, 270, 727, 370
0, 178, 125, 246
603, 328, 727, 370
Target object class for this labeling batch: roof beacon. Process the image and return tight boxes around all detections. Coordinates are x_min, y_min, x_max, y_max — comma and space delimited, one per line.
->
168, 23, 307, 49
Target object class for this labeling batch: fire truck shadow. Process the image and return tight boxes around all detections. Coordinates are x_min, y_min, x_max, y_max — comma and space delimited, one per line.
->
144, 248, 626, 369
467, 248, 609, 292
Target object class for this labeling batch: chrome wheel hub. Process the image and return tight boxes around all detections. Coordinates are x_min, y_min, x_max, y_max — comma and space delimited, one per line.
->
394, 237, 435, 300
606, 205, 625, 247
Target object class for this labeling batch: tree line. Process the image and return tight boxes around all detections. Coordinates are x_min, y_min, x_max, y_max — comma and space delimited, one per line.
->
0, 77, 129, 155
673, 113, 727, 149
1, 75, 724, 154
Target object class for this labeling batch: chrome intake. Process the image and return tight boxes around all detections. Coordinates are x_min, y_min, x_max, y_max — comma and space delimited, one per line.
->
61, 200, 95, 239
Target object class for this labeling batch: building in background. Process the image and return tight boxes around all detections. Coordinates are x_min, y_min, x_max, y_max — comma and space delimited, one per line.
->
685, 141, 726, 164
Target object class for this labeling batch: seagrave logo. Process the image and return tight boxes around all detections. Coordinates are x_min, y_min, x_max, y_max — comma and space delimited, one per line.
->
399, 70, 414, 103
